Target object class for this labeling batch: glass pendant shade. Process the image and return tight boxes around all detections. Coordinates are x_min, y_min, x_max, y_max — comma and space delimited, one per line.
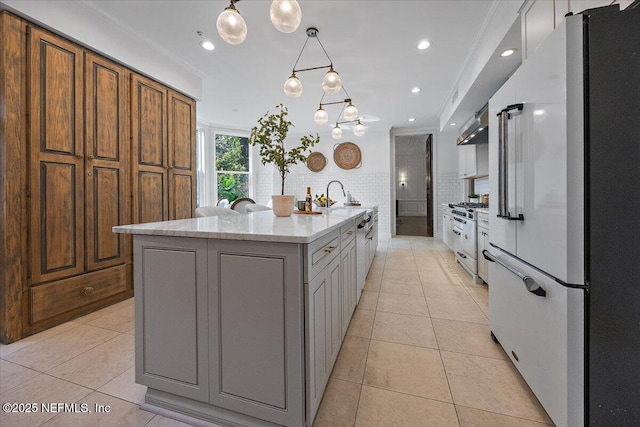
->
353, 121, 365, 136
322, 67, 342, 94
217, 4, 247, 45
314, 107, 329, 125
343, 102, 359, 121
332, 125, 343, 140
270, 0, 302, 33
284, 73, 303, 98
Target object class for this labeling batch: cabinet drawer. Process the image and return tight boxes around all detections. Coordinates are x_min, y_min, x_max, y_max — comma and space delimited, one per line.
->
305, 230, 340, 282
477, 211, 489, 228
340, 221, 356, 245
30, 265, 127, 323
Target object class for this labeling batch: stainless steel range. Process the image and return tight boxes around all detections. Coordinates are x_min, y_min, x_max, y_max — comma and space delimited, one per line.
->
448, 203, 487, 283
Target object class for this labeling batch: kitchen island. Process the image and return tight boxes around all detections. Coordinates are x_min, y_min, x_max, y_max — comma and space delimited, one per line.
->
113, 208, 371, 427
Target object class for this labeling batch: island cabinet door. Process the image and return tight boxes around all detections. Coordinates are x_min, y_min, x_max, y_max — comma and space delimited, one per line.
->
133, 236, 209, 402
340, 238, 357, 338
208, 240, 305, 427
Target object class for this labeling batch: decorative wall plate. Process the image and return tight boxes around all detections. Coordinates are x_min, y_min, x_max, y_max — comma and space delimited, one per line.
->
333, 142, 362, 170
306, 152, 327, 172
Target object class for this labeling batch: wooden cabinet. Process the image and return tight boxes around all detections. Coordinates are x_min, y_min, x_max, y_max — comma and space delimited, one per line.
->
477, 211, 490, 284
458, 143, 488, 179
131, 73, 196, 223
0, 11, 197, 343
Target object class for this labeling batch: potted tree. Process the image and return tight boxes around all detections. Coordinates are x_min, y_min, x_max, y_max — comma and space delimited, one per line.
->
249, 104, 320, 216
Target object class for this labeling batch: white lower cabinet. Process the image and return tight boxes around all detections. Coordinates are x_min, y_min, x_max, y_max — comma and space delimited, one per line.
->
341, 238, 357, 338
477, 211, 490, 283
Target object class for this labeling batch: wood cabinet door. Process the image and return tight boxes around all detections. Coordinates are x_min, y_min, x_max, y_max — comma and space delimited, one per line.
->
167, 90, 195, 220
131, 73, 168, 224
85, 53, 129, 271
29, 28, 85, 285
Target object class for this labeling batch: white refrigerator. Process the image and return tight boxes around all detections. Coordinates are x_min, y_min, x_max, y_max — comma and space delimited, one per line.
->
487, 5, 640, 427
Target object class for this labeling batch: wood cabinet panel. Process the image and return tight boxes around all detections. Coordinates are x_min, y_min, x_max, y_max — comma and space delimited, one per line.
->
29, 28, 84, 285
170, 174, 193, 220
132, 75, 166, 168
137, 171, 166, 223
85, 53, 128, 272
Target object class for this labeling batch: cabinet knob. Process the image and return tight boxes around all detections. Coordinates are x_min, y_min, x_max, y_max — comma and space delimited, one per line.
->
80, 286, 94, 296
75, 154, 83, 159
87, 154, 94, 160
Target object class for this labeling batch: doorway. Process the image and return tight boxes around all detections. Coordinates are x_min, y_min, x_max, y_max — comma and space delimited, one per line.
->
395, 134, 433, 236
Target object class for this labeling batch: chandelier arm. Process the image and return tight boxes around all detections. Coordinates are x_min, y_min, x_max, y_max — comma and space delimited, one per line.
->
336, 119, 360, 125
335, 103, 347, 125
315, 36, 334, 65
320, 100, 349, 107
341, 85, 352, 99
291, 36, 311, 72
293, 64, 332, 73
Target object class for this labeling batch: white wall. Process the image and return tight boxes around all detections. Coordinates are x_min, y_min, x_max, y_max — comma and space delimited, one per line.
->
0, 0, 202, 99
435, 131, 464, 238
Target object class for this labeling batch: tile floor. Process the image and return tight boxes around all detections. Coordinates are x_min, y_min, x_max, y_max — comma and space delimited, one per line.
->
0, 236, 553, 427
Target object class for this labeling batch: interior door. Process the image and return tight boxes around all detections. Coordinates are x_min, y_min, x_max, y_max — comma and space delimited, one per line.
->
85, 52, 129, 272
29, 28, 85, 285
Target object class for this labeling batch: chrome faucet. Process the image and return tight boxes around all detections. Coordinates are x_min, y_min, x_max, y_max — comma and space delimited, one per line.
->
326, 180, 346, 208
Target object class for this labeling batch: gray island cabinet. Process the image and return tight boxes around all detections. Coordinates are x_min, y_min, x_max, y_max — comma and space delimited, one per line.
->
113, 208, 370, 427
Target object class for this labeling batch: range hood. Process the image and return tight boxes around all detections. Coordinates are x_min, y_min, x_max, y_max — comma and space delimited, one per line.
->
456, 104, 488, 145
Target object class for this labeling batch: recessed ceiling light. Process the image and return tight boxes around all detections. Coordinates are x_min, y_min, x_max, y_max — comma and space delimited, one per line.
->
408, 117, 416, 122
450, 122, 457, 126
501, 48, 516, 57
201, 40, 215, 51
411, 87, 421, 94
417, 40, 431, 50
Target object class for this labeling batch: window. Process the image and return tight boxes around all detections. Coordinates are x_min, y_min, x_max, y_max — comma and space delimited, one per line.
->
196, 129, 251, 207
215, 133, 250, 204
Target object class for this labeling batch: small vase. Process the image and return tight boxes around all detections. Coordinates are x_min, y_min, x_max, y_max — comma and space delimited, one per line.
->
272, 195, 295, 217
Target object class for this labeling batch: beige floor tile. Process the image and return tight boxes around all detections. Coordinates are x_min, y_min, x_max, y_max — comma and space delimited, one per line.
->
357, 291, 378, 311
97, 366, 146, 405
47, 334, 135, 389
427, 298, 488, 324
145, 415, 197, 427
371, 312, 438, 349
73, 298, 133, 324
379, 279, 424, 296
0, 322, 81, 358
3, 325, 120, 372
363, 271, 382, 292
423, 284, 472, 301
0, 360, 40, 393
313, 378, 361, 427
346, 309, 375, 339
383, 257, 417, 271
381, 269, 421, 285
0, 374, 92, 427
419, 268, 458, 285
441, 351, 552, 423
376, 293, 429, 317
432, 319, 505, 360
364, 340, 452, 402
86, 305, 135, 333
456, 405, 552, 426
331, 336, 370, 384
42, 391, 155, 426
355, 386, 458, 427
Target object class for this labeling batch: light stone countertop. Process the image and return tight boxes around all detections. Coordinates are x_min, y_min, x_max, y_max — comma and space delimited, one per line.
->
112, 207, 369, 244
475, 208, 490, 214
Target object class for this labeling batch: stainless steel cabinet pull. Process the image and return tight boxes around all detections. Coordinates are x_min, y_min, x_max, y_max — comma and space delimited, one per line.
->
453, 230, 461, 236
456, 251, 467, 259
324, 245, 337, 253
482, 250, 546, 297
346, 230, 354, 235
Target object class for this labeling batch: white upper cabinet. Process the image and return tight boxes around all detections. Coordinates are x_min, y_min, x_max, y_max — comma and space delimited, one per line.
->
522, 0, 631, 60
458, 144, 488, 179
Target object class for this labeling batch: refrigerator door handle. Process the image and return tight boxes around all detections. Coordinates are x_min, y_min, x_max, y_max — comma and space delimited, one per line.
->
482, 250, 546, 297
497, 104, 525, 221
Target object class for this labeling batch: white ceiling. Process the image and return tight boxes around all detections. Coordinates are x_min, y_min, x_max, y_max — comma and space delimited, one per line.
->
83, 0, 496, 134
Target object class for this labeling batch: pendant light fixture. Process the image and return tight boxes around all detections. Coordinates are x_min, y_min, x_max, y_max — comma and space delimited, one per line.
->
283, 73, 303, 98
216, 0, 247, 45
331, 124, 343, 140
353, 120, 365, 136
314, 106, 329, 125
270, 0, 302, 33
343, 100, 359, 121
216, 0, 304, 45
284, 27, 344, 97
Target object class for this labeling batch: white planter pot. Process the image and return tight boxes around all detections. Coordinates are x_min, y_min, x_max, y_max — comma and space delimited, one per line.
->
272, 195, 295, 217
